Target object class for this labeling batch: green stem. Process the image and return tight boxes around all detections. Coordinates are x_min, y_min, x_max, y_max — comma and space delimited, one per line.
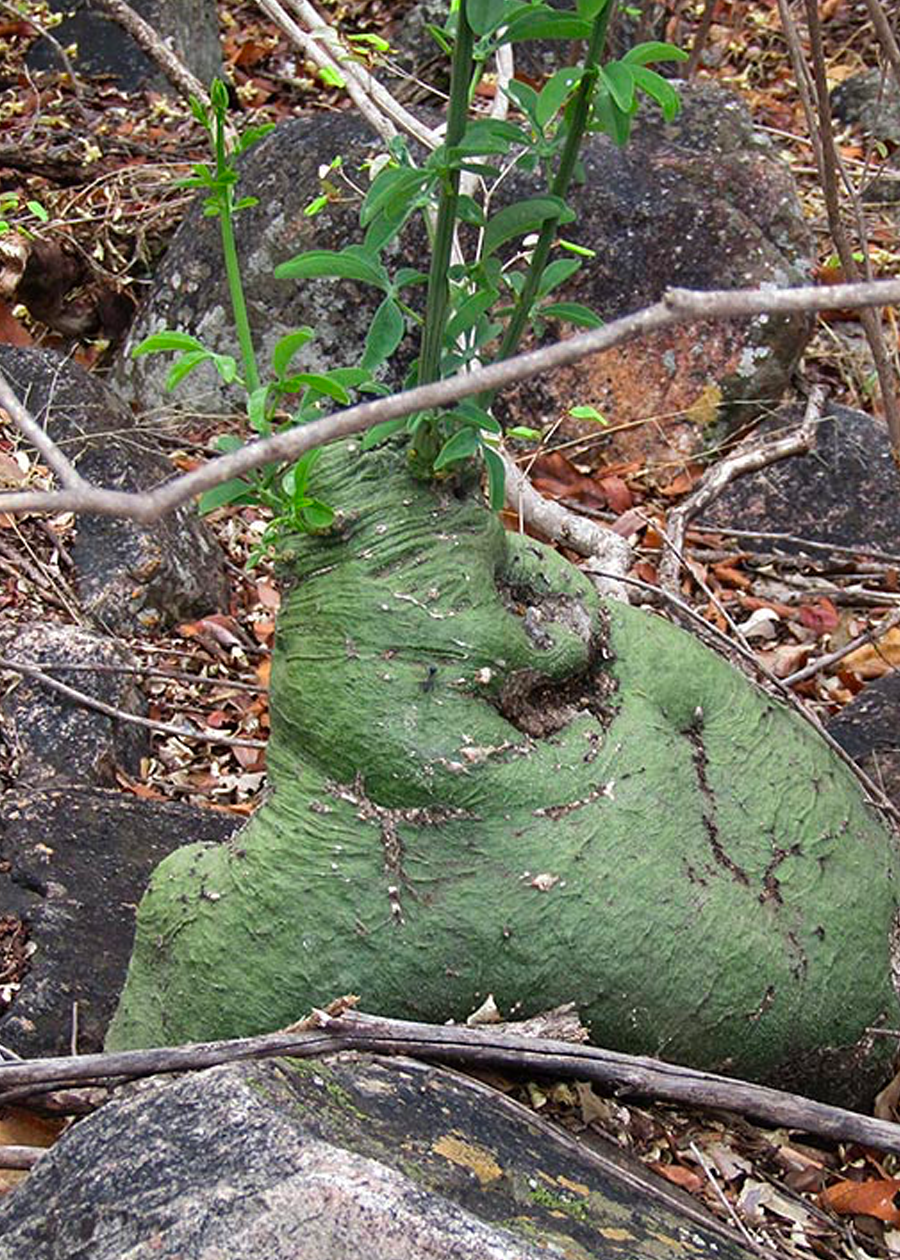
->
417, 2, 476, 394
478, 0, 616, 408
215, 110, 260, 398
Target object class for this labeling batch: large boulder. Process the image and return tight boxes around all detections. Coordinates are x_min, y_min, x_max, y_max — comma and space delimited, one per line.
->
0, 346, 227, 633
108, 442, 900, 1107
0, 1053, 757, 1260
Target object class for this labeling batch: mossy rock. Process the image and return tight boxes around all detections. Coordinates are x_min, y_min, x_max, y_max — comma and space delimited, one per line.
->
108, 442, 900, 1105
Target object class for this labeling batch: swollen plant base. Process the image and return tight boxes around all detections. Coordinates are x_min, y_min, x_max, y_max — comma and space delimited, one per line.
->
108, 441, 900, 1106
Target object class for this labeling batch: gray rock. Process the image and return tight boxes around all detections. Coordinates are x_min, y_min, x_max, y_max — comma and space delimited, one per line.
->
28, 0, 221, 91
0, 1054, 756, 1259
0, 787, 240, 1056
0, 622, 147, 789
117, 83, 812, 470
700, 402, 900, 555
0, 346, 227, 633
828, 672, 900, 815
831, 69, 900, 144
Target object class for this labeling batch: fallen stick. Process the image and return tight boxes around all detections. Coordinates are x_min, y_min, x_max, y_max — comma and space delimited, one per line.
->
1, 1006, 899, 1156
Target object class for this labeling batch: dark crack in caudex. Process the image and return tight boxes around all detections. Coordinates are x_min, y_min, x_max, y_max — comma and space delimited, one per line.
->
684, 707, 750, 887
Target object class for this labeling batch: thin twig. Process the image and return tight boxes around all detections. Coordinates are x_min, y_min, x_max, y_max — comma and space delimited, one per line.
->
863, 0, 900, 97
0, 655, 267, 749
0, 278, 899, 523
659, 386, 824, 593
782, 606, 900, 686
2, 1008, 900, 1154
87, 0, 209, 105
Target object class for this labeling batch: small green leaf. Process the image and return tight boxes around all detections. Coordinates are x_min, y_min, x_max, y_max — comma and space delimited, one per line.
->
622, 41, 688, 66
166, 349, 212, 391
198, 477, 253, 514
569, 404, 607, 425
210, 78, 230, 111
211, 354, 238, 384
444, 289, 498, 342
132, 330, 207, 357
539, 300, 603, 327
26, 200, 48, 222
214, 434, 244, 453
361, 417, 407, 450
577, 0, 610, 15
503, 79, 540, 126
557, 238, 596, 258
447, 400, 502, 434
506, 425, 542, 440
304, 194, 329, 217
288, 372, 351, 405
600, 62, 636, 113
274, 248, 388, 290
483, 444, 506, 509
189, 95, 209, 128
346, 31, 391, 50
501, 9, 592, 43
361, 297, 405, 371
536, 257, 582, 297
467, 0, 507, 35
632, 66, 682, 121
233, 196, 259, 212
299, 499, 335, 531
536, 66, 585, 129
272, 327, 315, 377
434, 426, 481, 470
247, 385, 271, 434
482, 196, 574, 258
318, 65, 345, 87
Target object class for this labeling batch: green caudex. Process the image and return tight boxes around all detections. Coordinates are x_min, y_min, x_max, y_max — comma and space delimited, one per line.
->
111, 2, 900, 1104
109, 440, 900, 1105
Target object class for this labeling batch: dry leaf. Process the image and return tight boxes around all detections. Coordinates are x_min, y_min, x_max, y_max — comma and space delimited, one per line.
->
843, 629, 900, 678
822, 1178, 900, 1225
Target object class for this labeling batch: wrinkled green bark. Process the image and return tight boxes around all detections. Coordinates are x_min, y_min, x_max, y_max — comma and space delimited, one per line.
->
108, 441, 900, 1104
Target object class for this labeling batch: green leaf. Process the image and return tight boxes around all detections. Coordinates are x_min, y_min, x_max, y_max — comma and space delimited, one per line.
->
346, 31, 391, 50
304, 194, 329, 217
189, 95, 209, 129
456, 118, 529, 155
246, 385, 270, 434
503, 79, 540, 126
577, 0, 610, 15
502, 9, 592, 43
361, 417, 407, 450
299, 498, 335, 531
274, 248, 389, 290
600, 62, 636, 113
361, 297, 405, 371
236, 123, 275, 154
632, 66, 682, 121
467, 0, 507, 35
360, 166, 433, 227
132, 330, 207, 357
318, 65, 345, 87
214, 433, 244, 453
506, 425, 542, 440
591, 88, 634, 146
166, 349, 212, 391
539, 300, 604, 327
444, 289, 498, 342
482, 196, 574, 257
557, 237, 596, 258
211, 353, 238, 384
536, 66, 585, 129
623, 40, 689, 66
287, 373, 351, 405
447, 400, 502, 434
536, 257, 582, 297
198, 477, 253, 514
434, 426, 481, 470
26, 200, 48, 222
272, 327, 315, 377
569, 404, 607, 424
286, 449, 321, 503
395, 267, 429, 288
483, 444, 506, 510
233, 196, 259, 212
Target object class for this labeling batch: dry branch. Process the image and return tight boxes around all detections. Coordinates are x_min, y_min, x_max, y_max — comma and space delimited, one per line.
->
88, 0, 209, 105
1, 278, 899, 524
1, 1008, 899, 1155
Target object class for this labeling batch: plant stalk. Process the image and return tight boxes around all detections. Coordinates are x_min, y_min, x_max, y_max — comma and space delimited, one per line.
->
479, 0, 616, 408
215, 110, 261, 398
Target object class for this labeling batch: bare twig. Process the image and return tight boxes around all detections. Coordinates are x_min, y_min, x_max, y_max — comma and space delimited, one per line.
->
659, 386, 824, 593
863, 0, 900, 97
802, 0, 900, 454
0, 655, 267, 750
499, 449, 632, 600
0, 1145, 44, 1171
88, 0, 209, 105
782, 606, 900, 686
0, 373, 86, 490
2, 1008, 900, 1153
0, 279, 898, 523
